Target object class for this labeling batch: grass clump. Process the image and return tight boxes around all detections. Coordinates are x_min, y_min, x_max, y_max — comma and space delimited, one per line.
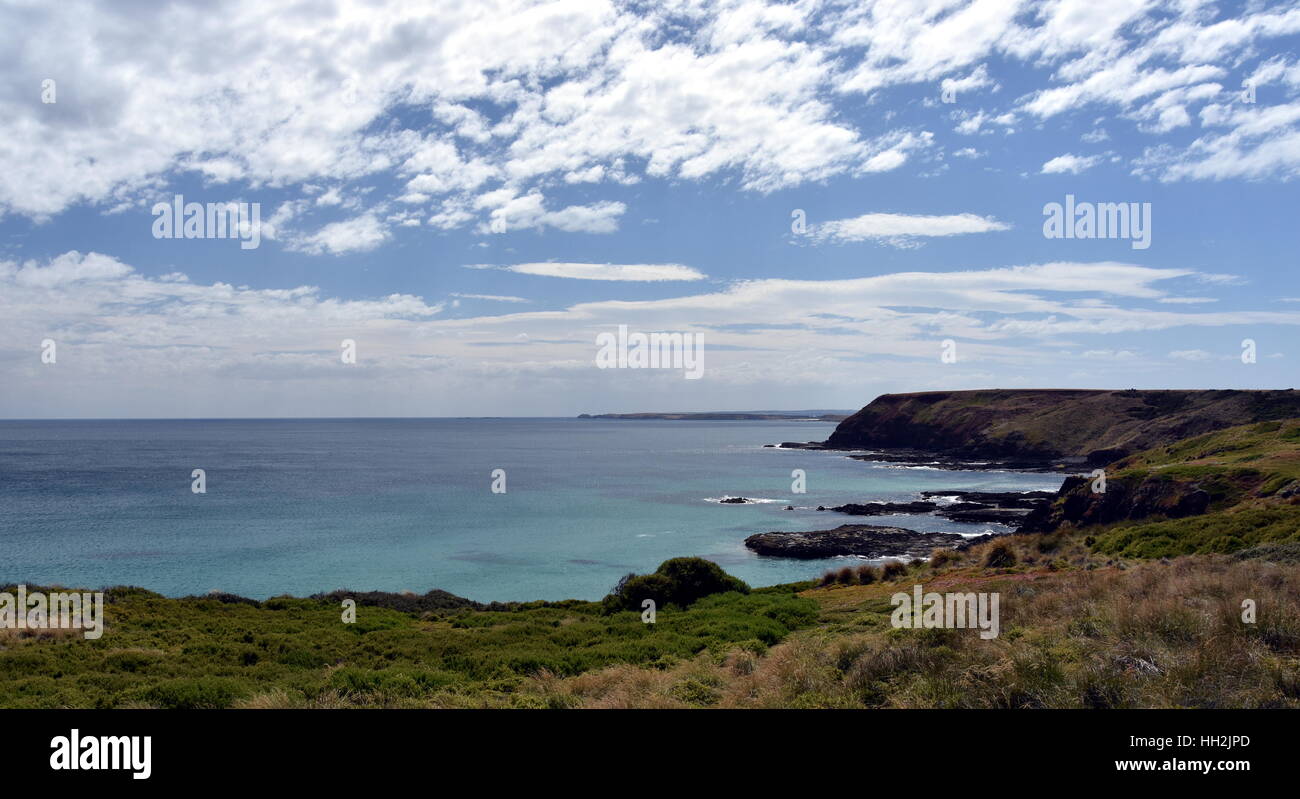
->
983, 541, 1017, 568
880, 561, 907, 580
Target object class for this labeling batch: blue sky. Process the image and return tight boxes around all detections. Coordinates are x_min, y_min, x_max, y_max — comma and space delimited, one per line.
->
1, 0, 1298, 418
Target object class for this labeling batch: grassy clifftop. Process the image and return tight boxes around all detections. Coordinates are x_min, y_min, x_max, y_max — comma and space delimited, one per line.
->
825, 389, 1300, 464
1029, 419, 1300, 558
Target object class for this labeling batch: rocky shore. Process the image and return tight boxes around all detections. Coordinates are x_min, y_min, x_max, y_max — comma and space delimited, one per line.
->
747, 390, 1300, 563
744, 525, 966, 559
745, 490, 1056, 559
825, 490, 1056, 524
765, 442, 1068, 471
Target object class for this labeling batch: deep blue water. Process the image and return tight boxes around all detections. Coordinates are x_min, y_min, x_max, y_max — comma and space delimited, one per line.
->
0, 418, 1063, 601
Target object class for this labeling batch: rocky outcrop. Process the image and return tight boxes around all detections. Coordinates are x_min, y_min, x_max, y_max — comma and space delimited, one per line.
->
920, 490, 1058, 506
828, 491, 1055, 523
1018, 474, 1214, 533
744, 525, 965, 559
941, 507, 1033, 524
821, 389, 1300, 466
830, 501, 936, 515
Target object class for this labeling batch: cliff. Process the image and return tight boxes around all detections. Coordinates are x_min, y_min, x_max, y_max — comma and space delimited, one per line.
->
1019, 418, 1300, 535
823, 389, 1300, 466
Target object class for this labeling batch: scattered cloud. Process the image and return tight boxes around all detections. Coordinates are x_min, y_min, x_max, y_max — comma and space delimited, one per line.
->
5, 0, 1298, 234
289, 214, 391, 256
1041, 153, 1103, 174
450, 293, 531, 303
810, 212, 1010, 247
483, 263, 708, 282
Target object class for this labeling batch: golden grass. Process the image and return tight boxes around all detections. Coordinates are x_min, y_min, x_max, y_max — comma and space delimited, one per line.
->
521, 538, 1300, 709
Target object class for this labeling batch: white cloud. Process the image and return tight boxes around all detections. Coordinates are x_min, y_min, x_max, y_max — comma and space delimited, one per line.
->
1081, 349, 1137, 360
940, 64, 999, 97
2, 0, 1299, 237
488, 263, 707, 282
6, 252, 1299, 416
3, 250, 133, 287
1136, 101, 1300, 181
810, 212, 1010, 246
1169, 349, 1214, 361
290, 214, 391, 256
1041, 153, 1102, 174
450, 293, 531, 303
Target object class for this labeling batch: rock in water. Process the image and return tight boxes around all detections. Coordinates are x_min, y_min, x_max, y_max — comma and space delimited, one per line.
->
744, 524, 965, 559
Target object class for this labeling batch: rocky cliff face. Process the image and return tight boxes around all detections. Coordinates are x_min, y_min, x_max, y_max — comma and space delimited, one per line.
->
823, 389, 1300, 466
1017, 474, 1214, 532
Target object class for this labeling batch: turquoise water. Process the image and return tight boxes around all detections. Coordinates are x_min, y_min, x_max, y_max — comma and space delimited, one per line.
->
0, 418, 1063, 601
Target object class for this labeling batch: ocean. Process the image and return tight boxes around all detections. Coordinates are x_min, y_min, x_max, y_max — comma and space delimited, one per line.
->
0, 418, 1063, 602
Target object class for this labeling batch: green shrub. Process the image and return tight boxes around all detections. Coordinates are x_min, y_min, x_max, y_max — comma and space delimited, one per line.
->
147, 677, 242, 709
603, 557, 749, 612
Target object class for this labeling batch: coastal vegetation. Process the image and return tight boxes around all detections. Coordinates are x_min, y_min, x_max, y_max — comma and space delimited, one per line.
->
530, 538, 1300, 708
9, 527, 1296, 708
0, 562, 810, 709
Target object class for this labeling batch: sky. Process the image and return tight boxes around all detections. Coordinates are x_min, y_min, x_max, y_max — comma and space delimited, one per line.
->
1, 0, 1298, 418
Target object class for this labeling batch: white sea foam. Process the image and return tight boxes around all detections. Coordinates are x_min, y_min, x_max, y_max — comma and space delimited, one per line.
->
704, 496, 786, 504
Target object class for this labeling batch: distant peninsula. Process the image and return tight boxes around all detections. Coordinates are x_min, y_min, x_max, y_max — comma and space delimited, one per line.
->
780, 388, 1300, 466
578, 410, 851, 421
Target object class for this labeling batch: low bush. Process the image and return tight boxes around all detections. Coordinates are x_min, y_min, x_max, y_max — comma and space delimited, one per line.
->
603, 557, 750, 612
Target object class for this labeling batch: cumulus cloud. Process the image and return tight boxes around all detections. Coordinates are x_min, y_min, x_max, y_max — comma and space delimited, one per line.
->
1041, 153, 1103, 174
289, 214, 391, 256
2, 0, 1298, 236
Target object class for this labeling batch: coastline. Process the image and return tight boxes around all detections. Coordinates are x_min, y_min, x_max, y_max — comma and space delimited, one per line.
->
3, 404, 1298, 712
